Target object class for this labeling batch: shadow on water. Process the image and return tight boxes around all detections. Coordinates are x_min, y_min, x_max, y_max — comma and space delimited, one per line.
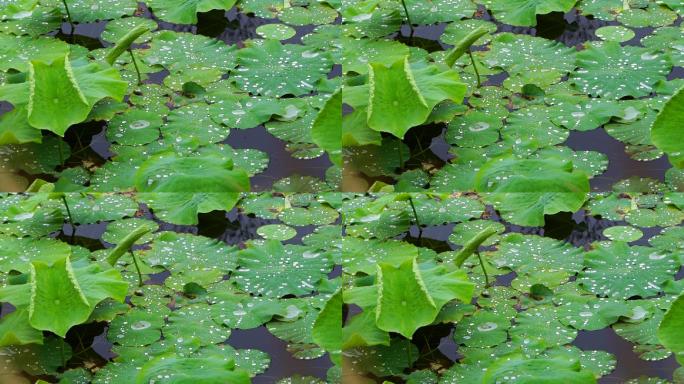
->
228, 327, 332, 383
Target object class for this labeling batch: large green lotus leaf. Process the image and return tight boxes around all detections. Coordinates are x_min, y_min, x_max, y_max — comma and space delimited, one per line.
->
28, 257, 92, 337
344, 207, 410, 240
346, 136, 409, 177
267, 310, 325, 359
106, 107, 163, 146
56, 193, 138, 224
340, 37, 409, 75
233, 40, 331, 97
164, 304, 231, 349
136, 353, 250, 384
641, 26, 684, 65
134, 152, 249, 192
548, 95, 624, 131
148, 0, 237, 24
473, 156, 590, 226
102, 218, 158, 245
0, 308, 43, 346
658, 293, 684, 364
649, 226, 684, 252
0, 105, 42, 144
233, 240, 332, 297
0, 235, 71, 273
651, 85, 684, 168
618, 4, 677, 28
502, 105, 569, 149
613, 310, 670, 360
481, 0, 577, 26
137, 192, 239, 225
162, 102, 227, 146
142, 31, 236, 72
0, 33, 69, 72
205, 91, 285, 129
489, 233, 584, 274
578, 242, 678, 299
340, 7, 402, 39
24, 55, 127, 136
208, 292, 286, 329
454, 310, 510, 348
554, 295, 630, 331
277, 203, 339, 226
367, 57, 465, 139
312, 289, 342, 362
483, 353, 596, 383
344, 338, 418, 377
140, 231, 237, 272
108, 308, 164, 347
510, 305, 577, 347
376, 258, 473, 339
26, 55, 90, 135
278, 4, 338, 26
445, 110, 502, 148
101, 17, 157, 44
311, 89, 342, 167
533, 147, 609, 179
342, 237, 418, 275
342, 309, 390, 348
483, 33, 576, 76
0, 3, 61, 36
411, 195, 484, 226
57, 0, 136, 22
571, 41, 670, 99
402, 0, 476, 23
376, 259, 437, 339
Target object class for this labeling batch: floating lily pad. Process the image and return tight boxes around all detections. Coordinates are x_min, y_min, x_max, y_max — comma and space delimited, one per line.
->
603, 226, 644, 242
257, 224, 297, 240
256, 23, 297, 40
595, 26, 636, 42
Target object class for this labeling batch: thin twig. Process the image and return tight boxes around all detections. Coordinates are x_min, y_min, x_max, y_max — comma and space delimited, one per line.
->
400, 0, 414, 37
468, 49, 481, 88
408, 196, 422, 238
130, 250, 144, 287
128, 49, 143, 85
61, 195, 76, 243
61, 0, 75, 39
475, 251, 490, 287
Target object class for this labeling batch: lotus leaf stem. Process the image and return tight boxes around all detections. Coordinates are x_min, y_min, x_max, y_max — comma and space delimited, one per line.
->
475, 251, 490, 287
61, 0, 75, 36
105, 24, 150, 66
468, 49, 481, 88
60, 195, 75, 243
106, 225, 151, 266
408, 196, 421, 228
454, 225, 498, 268
445, 26, 489, 67
128, 49, 143, 85
399, 0, 414, 36
130, 250, 144, 287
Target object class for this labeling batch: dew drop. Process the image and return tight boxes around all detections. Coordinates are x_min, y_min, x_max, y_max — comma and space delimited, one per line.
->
129, 120, 150, 130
